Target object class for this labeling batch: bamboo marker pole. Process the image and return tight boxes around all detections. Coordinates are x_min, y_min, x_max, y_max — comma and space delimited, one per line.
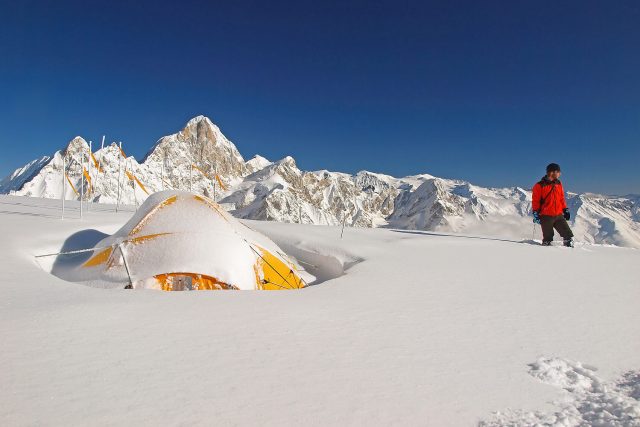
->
80, 148, 84, 219
98, 135, 105, 194
130, 158, 138, 208
213, 164, 217, 201
87, 141, 91, 212
61, 154, 65, 220
161, 151, 165, 191
340, 201, 350, 239
116, 142, 122, 212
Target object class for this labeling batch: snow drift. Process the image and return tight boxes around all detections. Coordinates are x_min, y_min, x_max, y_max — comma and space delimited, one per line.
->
2, 194, 639, 425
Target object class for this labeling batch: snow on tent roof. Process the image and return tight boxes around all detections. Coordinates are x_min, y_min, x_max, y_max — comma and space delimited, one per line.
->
79, 190, 305, 290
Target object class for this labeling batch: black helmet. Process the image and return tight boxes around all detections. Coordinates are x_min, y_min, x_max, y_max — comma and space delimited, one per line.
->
546, 163, 561, 173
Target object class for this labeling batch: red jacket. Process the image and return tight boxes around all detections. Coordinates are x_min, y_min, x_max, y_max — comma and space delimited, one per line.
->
532, 177, 567, 216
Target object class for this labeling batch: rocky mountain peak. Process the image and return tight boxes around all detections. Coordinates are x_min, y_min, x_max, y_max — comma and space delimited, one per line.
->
2, 118, 640, 248
143, 116, 248, 179
63, 136, 89, 156
245, 155, 272, 173
277, 156, 297, 169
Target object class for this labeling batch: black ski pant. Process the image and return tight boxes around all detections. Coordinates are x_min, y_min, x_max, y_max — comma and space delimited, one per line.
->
540, 215, 574, 242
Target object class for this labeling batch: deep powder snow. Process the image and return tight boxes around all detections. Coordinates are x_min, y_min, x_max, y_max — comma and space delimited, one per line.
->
1, 195, 639, 426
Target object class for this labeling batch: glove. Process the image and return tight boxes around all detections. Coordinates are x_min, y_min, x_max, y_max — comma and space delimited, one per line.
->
532, 211, 541, 224
563, 208, 570, 221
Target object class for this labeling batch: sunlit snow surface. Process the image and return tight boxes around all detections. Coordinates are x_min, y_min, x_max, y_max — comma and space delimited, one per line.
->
1, 195, 639, 426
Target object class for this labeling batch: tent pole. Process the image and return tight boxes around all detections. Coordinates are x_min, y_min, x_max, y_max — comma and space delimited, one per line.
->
119, 243, 134, 289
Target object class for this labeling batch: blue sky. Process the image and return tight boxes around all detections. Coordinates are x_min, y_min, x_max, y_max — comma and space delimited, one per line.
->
1, 0, 638, 194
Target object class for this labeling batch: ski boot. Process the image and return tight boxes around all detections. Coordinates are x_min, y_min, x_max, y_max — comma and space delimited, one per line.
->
541, 240, 552, 246
563, 238, 573, 248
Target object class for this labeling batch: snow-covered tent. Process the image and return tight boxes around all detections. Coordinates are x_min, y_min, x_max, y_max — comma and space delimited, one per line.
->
80, 191, 305, 290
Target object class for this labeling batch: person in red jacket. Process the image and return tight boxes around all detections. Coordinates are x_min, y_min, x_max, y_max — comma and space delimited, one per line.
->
532, 163, 574, 247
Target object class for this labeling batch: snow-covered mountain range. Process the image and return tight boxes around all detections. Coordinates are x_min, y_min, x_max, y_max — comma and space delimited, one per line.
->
2, 115, 639, 248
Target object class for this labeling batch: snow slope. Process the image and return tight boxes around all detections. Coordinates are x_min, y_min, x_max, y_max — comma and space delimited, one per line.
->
2, 115, 639, 248
1, 195, 639, 426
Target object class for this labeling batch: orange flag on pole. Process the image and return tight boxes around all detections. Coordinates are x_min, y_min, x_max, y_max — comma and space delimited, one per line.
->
83, 168, 92, 194
66, 173, 79, 196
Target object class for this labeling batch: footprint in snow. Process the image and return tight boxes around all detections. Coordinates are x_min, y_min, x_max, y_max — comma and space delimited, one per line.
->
479, 357, 640, 426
